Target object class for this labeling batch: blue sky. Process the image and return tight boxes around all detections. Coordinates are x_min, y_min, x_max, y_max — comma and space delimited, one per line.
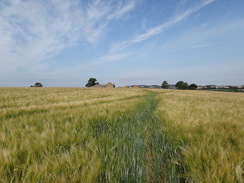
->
0, 0, 244, 87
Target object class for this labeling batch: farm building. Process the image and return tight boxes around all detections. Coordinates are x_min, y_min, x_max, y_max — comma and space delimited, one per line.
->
92, 82, 115, 88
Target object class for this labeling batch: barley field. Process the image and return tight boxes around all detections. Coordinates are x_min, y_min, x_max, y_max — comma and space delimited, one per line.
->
0, 88, 243, 182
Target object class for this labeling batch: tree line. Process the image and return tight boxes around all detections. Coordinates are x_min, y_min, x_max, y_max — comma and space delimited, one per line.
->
30, 79, 197, 89
162, 80, 197, 90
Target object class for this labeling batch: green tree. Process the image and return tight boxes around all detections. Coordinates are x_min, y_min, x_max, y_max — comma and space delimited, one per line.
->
189, 83, 198, 90
86, 78, 99, 87
31, 82, 43, 87
161, 80, 169, 89
175, 81, 188, 90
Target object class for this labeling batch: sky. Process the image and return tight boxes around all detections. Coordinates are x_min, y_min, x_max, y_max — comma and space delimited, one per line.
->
0, 0, 244, 87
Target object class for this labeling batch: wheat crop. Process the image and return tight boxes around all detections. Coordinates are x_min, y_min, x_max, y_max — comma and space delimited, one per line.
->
0, 87, 243, 182
156, 89, 244, 183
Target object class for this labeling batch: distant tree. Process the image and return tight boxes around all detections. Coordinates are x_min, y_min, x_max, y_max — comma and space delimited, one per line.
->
86, 78, 99, 87
161, 80, 169, 89
31, 82, 43, 87
175, 81, 188, 90
189, 83, 198, 90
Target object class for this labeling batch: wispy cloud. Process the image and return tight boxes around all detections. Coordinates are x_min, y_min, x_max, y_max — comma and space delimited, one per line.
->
159, 17, 244, 51
107, 1, 136, 20
77, 52, 128, 71
93, 53, 128, 65
110, 0, 215, 53
82, 0, 136, 43
0, 0, 136, 73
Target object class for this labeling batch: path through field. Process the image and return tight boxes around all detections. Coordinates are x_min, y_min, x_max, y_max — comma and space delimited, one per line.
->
91, 92, 184, 182
1, 88, 243, 182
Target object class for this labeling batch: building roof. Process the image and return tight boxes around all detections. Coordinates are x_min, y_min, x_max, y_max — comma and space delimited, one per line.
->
92, 82, 115, 88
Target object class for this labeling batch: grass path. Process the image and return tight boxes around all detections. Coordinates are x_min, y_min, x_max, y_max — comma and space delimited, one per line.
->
93, 91, 184, 182
143, 92, 185, 183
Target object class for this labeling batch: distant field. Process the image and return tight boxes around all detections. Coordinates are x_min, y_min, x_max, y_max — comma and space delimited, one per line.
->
0, 88, 243, 182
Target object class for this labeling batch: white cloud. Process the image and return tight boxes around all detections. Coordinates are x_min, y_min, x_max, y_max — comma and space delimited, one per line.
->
159, 18, 244, 51
0, 0, 136, 74
107, 1, 136, 20
109, 0, 216, 53
93, 53, 128, 65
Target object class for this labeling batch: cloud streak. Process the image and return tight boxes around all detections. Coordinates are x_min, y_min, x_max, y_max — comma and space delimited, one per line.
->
110, 0, 215, 53
0, 0, 136, 73
158, 17, 244, 51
